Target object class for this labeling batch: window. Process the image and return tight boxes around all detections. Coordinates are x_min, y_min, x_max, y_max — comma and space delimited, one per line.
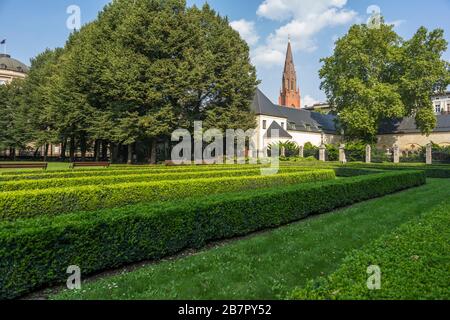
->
447, 103, 450, 112
262, 120, 267, 130
435, 104, 441, 113
281, 122, 284, 129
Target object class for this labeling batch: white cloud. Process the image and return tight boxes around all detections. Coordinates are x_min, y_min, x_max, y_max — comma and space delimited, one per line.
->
302, 95, 320, 108
252, 5, 357, 68
387, 20, 406, 28
230, 19, 260, 46
257, 0, 348, 21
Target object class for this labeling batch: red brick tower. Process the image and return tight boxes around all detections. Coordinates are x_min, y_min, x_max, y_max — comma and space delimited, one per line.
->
278, 40, 301, 109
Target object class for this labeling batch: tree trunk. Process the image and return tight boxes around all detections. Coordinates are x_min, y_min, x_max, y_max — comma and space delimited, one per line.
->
43, 144, 49, 162
127, 143, 133, 165
80, 135, 87, 161
94, 140, 100, 162
111, 142, 118, 164
149, 139, 157, 164
60, 139, 67, 161
69, 136, 76, 162
101, 140, 108, 161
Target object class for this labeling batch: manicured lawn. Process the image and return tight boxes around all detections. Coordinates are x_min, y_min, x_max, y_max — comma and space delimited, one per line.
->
291, 202, 450, 300
52, 179, 450, 300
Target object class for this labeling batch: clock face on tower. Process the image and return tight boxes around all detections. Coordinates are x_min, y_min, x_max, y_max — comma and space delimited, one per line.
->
278, 40, 301, 109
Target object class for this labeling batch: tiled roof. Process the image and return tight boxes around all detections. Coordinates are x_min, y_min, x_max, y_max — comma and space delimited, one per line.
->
251, 89, 338, 134
379, 114, 450, 134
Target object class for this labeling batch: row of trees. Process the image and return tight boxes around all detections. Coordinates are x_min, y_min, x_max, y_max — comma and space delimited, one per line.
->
0, 0, 258, 163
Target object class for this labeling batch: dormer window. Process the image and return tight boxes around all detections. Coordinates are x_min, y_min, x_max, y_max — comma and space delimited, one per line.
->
262, 120, 267, 130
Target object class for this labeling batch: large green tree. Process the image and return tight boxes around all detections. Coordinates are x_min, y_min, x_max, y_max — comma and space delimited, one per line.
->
0, 80, 29, 155
58, 0, 258, 163
22, 48, 64, 159
320, 21, 450, 140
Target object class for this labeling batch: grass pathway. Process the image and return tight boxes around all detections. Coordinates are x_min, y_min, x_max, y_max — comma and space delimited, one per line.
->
53, 179, 450, 300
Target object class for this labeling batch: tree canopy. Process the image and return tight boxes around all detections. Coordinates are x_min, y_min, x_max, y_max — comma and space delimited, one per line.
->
1, 0, 258, 163
320, 21, 450, 140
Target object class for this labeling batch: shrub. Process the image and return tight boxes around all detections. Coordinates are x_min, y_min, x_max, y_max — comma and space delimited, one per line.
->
0, 167, 308, 192
0, 170, 425, 299
0, 164, 267, 181
0, 170, 335, 220
345, 163, 450, 178
290, 202, 449, 300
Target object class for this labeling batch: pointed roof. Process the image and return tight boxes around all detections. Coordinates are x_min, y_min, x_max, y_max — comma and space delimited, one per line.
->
264, 121, 293, 139
283, 41, 294, 72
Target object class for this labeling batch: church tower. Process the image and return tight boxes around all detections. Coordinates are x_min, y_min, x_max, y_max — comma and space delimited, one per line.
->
278, 39, 301, 109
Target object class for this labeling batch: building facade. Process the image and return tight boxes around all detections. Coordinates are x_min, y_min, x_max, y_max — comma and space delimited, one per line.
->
432, 91, 450, 114
0, 53, 28, 85
252, 41, 450, 157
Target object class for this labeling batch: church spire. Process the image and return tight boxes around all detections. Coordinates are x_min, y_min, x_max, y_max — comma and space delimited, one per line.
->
278, 39, 301, 109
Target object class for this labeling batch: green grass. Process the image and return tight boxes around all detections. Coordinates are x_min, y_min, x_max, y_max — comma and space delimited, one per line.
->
52, 179, 450, 300
291, 202, 450, 300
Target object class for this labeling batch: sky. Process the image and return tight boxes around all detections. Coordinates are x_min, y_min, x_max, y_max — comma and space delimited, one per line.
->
1, 0, 449, 106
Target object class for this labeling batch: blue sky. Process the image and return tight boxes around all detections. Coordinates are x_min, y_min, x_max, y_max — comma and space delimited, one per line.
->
1, 0, 449, 105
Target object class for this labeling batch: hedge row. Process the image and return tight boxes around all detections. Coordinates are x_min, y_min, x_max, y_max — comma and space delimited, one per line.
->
0, 164, 268, 181
0, 167, 307, 192
0, 170, 335, 221
0, 170, 425, 299
344, 163, 450, 178
290, 202, 449, 300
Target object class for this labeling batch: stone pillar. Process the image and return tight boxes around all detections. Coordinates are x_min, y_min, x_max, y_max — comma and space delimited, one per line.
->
319, 145, 326, 162
299, 145, 304, 158
281, 146, 286, 157
426, 143, 432, 165
366, 145, 371, 163
393, 145, 400, 164
339, 144, 347, 164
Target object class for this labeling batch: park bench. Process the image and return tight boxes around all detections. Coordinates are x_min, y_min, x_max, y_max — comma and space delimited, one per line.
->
0, 163, 48, 170
70, 162, 111, 169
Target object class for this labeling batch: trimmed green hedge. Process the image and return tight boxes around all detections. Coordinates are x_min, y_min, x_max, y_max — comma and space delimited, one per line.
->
0, 170, 425, 299
344, 163, 450, 178
0, 170, 335, 221
0, 167, 308, 192
0, 164, 267, 181
290, 202, 450, 300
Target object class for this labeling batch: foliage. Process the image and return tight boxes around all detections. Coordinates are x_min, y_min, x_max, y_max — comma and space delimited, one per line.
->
303, 142, 319, 159
320, 21, 450, 139
0, 170, 335, 220
0, 170, 425, 299
290, 202, 450, 300
0, 167, 306, 192
268, 141, 300, 157
1, 0, 259, 163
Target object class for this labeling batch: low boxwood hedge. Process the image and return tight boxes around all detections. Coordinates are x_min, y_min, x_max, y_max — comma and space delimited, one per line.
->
0, 167, 308, 192
0, 170, 425, 299
290, 202, 449, 300
0, 164, 267, 181
344, 163, 450, 178
0, 170, 335, 221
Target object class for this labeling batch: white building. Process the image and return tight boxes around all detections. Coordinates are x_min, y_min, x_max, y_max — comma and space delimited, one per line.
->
432, 91, 450, 114
250, 89, 341, 156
